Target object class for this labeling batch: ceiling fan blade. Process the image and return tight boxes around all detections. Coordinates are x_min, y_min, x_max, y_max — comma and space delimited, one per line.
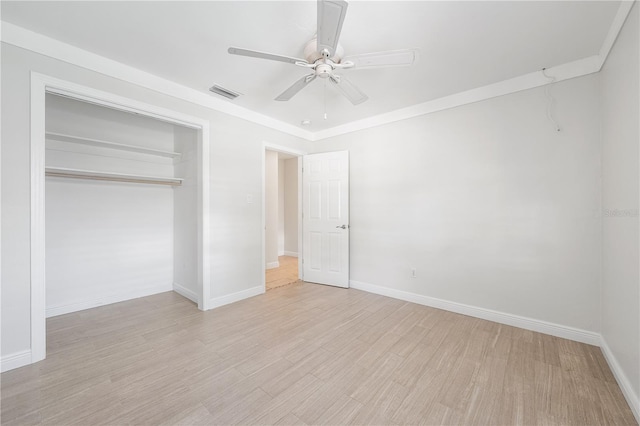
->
228, 47, 308, 65
275, 74, 317, 101
330, 75, 368, 105
343, 48, 418, 69
317, 0, 348, 56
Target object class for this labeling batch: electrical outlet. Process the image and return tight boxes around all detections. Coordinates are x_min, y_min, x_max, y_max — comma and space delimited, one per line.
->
411, 268, 416, 278
246, 194, 253, 204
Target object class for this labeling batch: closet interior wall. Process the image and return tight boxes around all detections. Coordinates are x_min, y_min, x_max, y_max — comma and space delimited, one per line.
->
44, 94, 198, 317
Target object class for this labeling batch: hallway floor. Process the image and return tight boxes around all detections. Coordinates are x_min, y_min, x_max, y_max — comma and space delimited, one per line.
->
266, 256, 299, 290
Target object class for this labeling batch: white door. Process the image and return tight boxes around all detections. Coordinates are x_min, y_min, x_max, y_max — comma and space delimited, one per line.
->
302, 151, 349, 288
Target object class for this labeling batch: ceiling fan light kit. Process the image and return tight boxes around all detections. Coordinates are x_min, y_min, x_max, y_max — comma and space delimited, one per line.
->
227, 0, 418, 108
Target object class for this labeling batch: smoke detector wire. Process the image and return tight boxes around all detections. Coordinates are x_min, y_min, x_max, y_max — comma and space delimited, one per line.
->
542, 68, 561, 132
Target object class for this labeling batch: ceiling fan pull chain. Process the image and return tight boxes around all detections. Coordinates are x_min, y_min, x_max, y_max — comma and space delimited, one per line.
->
324, 80, 328, 120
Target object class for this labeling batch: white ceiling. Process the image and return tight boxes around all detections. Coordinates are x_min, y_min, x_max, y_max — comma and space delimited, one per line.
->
2, 1, 621, 133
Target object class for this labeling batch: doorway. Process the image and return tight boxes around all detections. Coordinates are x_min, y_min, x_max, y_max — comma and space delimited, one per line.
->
261, 146, 351, 292
265, 149, 300, 290
262, 143, 305, 291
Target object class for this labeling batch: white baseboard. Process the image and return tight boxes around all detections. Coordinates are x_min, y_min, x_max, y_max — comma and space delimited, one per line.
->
278, 250, 285, 257
349, 280, 601, 346
266, 261, 280, 270
46, 283, 173, 318
283, 251, 298, 257
204, 285, 264, 310
1, 350, 32, 373
173, 282, 198, 303
600, 336, 640, 423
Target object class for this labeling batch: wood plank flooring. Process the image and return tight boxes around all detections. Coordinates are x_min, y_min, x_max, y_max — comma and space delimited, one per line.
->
266, 256, 299, 291
1, 283, 637, 425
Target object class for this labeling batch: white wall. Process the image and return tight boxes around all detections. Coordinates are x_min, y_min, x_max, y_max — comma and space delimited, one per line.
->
278, 158, 285, 256
284, 157, 298, 256
600, 3, 640, 414
45, 180, 174, 314
312, 74, 602, 333
1, 42, 310, 359
265, 150, 279, 268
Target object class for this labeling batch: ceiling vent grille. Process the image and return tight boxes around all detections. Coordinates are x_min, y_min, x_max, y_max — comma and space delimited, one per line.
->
209, 84, 241, 100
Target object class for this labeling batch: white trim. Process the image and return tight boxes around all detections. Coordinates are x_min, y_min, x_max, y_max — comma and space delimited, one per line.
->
1, 350, 32, 373
349, 280, 601, 346
173, 283, 198, 304
0, 19, 2, 378
262, 142, 307, 157
2, 9, 631, 142
597, 1, 636, 70
313, 55, 601, 141
46, 283, 173, 318
204, 286, 264, 310
262, 146, 267, 293
29, 72, 212, 368
2, 22, 313, 141
30, 73, 47, 364
599, 337, 640, 423
33, 73, 210, 129
266, 261, 280, 270
297, 158, 303, 281
284, 251, 298, 257
198, 123, 211, 311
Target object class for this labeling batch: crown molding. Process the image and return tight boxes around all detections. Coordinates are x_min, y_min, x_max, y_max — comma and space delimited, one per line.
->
1, 1, 634, 143
0, 22, 315, 141
597, 1, 636, 70
313, 54, 601, 140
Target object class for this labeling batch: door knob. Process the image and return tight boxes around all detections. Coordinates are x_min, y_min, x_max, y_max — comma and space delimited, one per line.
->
336, 224, 349, 229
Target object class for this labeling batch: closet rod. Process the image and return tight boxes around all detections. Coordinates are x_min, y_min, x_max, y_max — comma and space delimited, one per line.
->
45, 167, 183, 186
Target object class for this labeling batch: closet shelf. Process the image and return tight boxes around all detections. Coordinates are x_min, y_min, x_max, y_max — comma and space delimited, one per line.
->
45, 167, 183, 186
46, 132, 182, 159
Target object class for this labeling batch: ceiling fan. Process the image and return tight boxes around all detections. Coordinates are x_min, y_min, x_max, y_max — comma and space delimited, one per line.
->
228, 0, 418, 106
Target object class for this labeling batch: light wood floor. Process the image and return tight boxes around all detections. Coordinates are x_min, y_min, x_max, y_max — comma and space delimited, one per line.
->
266, 256, 299, 291
1, 283, 636, 425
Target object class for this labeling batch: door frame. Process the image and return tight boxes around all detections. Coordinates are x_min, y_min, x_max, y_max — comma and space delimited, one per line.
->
30, 72, 211, 364
261, 142, 307, 291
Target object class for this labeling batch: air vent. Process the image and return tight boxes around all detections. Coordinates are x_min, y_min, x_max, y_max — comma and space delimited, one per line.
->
209, 85, 241, 100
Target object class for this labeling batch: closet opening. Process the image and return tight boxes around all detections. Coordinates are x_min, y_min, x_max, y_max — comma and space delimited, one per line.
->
44, 93, 200, 346
30, 73, 210, 364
